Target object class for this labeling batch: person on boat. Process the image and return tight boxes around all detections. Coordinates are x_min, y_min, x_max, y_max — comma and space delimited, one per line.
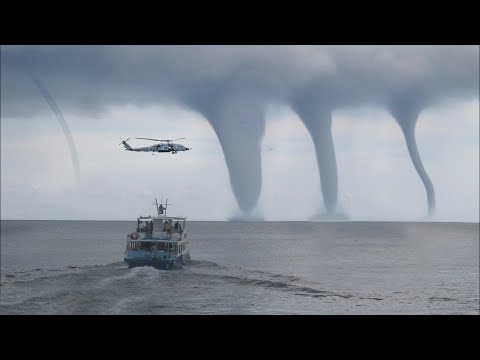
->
163, 221, 172, 234
174, 221, 179, 231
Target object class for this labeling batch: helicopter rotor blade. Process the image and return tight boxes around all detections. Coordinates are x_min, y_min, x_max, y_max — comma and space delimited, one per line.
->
136, 137, 171, 142
136, 137, 186, 143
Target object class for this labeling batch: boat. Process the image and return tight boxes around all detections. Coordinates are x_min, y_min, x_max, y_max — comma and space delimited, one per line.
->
124, 198, 190, 270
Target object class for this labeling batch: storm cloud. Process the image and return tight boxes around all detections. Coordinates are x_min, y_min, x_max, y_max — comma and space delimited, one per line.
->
1, 45, 478, 217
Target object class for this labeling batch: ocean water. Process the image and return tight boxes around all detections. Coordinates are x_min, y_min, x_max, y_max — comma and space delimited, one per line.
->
0, 220, 478, 314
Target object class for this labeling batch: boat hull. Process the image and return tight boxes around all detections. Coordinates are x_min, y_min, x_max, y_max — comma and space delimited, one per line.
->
124, 256, 186, 270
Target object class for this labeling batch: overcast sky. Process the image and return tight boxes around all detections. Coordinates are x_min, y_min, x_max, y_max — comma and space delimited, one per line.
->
1, 45, 478, 221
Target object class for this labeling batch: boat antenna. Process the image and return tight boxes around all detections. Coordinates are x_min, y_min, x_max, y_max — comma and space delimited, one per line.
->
155, 198, 159, 216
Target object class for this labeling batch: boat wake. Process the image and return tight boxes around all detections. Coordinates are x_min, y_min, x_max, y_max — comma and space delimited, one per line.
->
185, 260, 363, 301
1, 259, 382, 314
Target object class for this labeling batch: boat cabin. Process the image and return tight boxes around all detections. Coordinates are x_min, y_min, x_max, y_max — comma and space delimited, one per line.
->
136, 216, 186, 238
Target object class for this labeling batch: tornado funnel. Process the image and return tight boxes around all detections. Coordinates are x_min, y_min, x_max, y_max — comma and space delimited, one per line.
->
390, 102, 436, 215
193, 92, 266, 215
292, 101, 340, 215
29, 72, 80, 183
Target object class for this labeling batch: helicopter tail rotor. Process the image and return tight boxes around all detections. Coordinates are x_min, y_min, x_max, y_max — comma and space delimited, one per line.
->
119, 138, 132, 150
119, 137, 131, 145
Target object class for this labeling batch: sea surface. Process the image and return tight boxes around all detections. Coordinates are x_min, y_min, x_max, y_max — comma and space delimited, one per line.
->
1, 221, 478, 314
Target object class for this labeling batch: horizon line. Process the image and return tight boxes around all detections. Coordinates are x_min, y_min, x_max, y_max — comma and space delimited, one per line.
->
1, 218, 478, 224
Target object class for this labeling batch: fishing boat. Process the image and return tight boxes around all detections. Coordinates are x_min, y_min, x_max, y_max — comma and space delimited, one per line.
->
124, 199, 190, 270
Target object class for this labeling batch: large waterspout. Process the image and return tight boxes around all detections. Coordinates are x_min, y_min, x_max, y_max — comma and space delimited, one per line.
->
294, 106, 338, 214
187, 91, 265, 216
389, 100, 435, 215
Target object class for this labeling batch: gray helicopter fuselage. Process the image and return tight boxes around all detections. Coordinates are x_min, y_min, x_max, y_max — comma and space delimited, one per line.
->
122, 141, 189, 153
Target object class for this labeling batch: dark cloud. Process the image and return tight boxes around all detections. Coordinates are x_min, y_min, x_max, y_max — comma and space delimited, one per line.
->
2, 46, 477, 116
1, 46, 478, 216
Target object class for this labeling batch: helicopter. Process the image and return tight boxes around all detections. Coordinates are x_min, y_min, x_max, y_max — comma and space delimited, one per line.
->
119, 137, 191, 154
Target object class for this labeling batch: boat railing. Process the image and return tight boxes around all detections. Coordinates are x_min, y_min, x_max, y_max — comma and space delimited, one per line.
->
127, 231, 185, 242
126, 236, 187, 254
